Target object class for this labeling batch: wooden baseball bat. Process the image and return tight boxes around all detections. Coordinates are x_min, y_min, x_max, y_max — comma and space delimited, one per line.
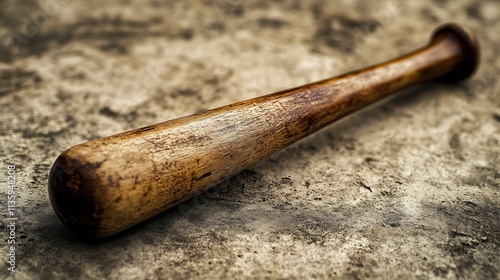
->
49, 23, 479, 238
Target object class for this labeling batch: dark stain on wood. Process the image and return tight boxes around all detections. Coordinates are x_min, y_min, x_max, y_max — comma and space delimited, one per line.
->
48, 155, 104, 238
195, 171, 213, 182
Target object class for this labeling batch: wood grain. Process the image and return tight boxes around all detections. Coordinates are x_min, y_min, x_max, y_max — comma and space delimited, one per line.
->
48, 23, 479, 238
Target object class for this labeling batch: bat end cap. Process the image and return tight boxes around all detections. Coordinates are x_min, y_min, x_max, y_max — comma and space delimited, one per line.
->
432, 22, 480, 82
48, 152, 105, 239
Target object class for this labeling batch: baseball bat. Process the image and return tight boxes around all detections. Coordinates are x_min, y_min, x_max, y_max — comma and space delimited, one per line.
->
49, 23, 479, 238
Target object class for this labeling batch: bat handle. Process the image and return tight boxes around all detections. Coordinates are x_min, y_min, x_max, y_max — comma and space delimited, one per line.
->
48, 23, 479, 238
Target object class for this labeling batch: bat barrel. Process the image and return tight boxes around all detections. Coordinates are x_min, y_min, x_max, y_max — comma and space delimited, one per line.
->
48, 23, 479, 238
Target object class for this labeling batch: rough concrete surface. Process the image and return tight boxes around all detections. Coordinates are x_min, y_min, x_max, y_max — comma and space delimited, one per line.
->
0, 0, 499, 279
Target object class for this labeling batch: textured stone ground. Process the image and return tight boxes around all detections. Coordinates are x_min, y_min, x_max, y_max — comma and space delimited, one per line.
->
0, 0, 499, 279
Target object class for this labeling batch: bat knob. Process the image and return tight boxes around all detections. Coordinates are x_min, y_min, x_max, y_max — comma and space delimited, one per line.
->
431, 22, 480, 82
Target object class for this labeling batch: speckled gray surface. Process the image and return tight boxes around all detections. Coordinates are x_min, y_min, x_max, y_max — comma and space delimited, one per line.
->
0, 0, 499, 279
